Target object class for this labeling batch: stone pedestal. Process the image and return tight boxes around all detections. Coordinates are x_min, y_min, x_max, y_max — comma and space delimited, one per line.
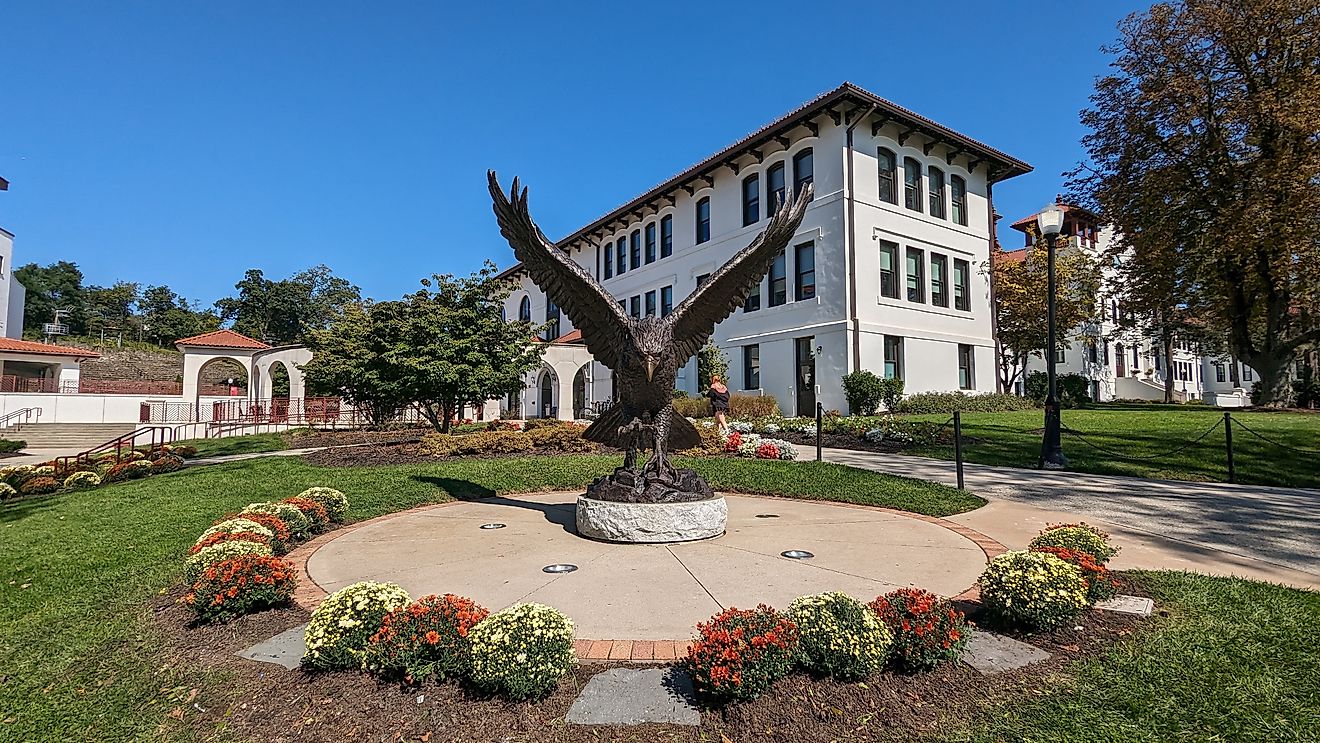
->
576, 495, 727, 544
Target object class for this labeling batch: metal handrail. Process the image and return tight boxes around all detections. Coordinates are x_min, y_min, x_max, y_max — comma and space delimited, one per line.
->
55, 426, 174, 469
0, 407, 42, 432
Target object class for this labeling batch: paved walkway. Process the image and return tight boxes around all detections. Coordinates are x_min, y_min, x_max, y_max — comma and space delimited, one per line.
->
819, 448, 1320, 589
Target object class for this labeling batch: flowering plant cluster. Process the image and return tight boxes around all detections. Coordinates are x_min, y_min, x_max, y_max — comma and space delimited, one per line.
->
684, 605, 799, 704
190, 530, 272, 554
221, 511, 290, 553
364, 594, 490, 683
182, 554, 297, 622
787, 592, 893, 680
1030, 546, 1118, 603
103, 460, 153, 483
63, 471, 102, 490
150, 454, 186, 474
468, 602, 577, 700
868, 588, 968, 672
243, 501, 311, 540
1028, 523, 1118, 563
303, 581, 412, 670
0, 482, 15, 500
977, 550, 1089, 630
282, 496, 330, 532
718, 430, 798, 460
297, 487, 349, 522
0, 464, 34, 487
19, 476, 61, 495
199, 517, 274, 543
185, 540, 273, 584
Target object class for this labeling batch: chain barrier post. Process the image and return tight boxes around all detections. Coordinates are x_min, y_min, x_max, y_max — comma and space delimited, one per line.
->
953, 411, 965, 490
815, 401, 823, 462
1224, 411, 1236, 484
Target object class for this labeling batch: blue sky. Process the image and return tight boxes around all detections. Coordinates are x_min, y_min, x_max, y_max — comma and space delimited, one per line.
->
0, 1, 1146, 305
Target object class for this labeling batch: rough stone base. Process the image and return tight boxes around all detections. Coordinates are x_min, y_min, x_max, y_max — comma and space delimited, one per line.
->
576, 495, 727, 543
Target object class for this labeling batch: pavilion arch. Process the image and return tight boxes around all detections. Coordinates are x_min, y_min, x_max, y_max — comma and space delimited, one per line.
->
252, 345, 312, 400
535, 364, 559, 419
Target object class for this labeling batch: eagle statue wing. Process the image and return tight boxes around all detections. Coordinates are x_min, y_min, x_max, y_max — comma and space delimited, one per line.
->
665, 183, 813, 365
488, 171, 632, 365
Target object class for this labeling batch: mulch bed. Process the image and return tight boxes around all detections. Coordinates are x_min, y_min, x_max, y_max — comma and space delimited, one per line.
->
778, 431, 913, 455
283, 429, 429, 450
158, 570, 1151, 743
301, 442, 624, 468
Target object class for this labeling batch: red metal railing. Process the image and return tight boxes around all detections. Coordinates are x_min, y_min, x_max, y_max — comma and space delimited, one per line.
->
55, 426, 174, 469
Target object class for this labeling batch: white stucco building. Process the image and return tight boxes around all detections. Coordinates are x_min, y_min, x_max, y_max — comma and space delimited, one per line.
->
498, 82, 1032, 418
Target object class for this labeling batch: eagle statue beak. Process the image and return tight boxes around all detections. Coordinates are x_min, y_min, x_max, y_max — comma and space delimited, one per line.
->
645, 359, 657, 382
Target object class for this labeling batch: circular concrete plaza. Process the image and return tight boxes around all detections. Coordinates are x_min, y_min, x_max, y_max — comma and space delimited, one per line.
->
304, 492, 991, 641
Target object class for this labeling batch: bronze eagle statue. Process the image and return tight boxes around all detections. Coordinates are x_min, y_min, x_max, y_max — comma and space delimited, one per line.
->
489, 171, 811, 501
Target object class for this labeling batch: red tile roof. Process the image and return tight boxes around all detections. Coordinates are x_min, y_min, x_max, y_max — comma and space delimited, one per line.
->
174, 329, 270, 350
1008, 202, 1103, 231
553, 329, 583, 344
994, 249, 1028, 264
0, 337, 100, 358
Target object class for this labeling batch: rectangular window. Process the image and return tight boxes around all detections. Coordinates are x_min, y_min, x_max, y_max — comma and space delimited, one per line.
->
950, 175, 967, 225
930, 253, 949, 307
879, 240, 899, 299
695, 197, 711, 244
1243, 365, 1252, 381
660, 285, 673, 317
743, 345, 760, 390
958, 344, 975, 390
603, 243, 613, 279
793, 148, 813, 200
953, 258, 970, 311
883, 335, 904, 380
769, 251, 787, 307
877, 148, 897, 204
1215, 362, 1226, 383
1054, 348, 1066, 363
904, 157, 923, 212
766, 162, 786, 213
696, 273, 710, 288
906, 247, 925, 303
645, 223, 657, 264
1088, 343, 1098, 363
928, 166, 946, 219
742, 174, 760, 226
794, 241, 815, 301
630, 229, 641, 270
660, 215, 673, 258
744, 280, 761, 312
629, 295, 641, 319
616, 238, 627, 275
645, 290, 656, 317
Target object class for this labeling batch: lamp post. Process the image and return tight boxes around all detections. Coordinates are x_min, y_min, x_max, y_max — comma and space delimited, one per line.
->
1037, 202, 1067, 469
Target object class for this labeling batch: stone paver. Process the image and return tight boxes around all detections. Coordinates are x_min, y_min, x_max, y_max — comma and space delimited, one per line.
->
565, 668, 700, 726
235, 624, 308, 670
819, 448, 1320, 587
1095, 594, 1155, 616
961, 630, 1050, 674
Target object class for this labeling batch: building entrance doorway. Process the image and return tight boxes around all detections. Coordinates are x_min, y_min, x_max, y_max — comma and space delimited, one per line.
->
795, 337, 816, 417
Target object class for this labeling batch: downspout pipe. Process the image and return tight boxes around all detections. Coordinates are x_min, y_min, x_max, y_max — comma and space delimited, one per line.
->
844, 103, 877, 376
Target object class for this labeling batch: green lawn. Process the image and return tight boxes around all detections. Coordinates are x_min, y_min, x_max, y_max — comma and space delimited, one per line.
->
174, 432, 290, 457
906, 405, 1320, 488
0, 454, 975, 741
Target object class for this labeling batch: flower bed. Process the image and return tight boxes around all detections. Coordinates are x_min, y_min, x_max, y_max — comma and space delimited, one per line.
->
1029, 523, 1119, 563
978, 550, 1090, 630
304, 581, 413, 671
182, 554, 297, 622
468, 602, 576, 700
365, 594, 490, 683
684, 605, 798, 704
787, 592, 892, 680
869, 588, 968, 672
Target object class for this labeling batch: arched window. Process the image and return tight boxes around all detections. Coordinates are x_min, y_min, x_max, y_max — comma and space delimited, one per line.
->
928, 166, 946, 219
604, 241, 613, 278
903, 157, 923, 212
629, 229, 641, 270
950, 175, 967, 225
742, 173, 760, 226
543, 300, 560, 341
793, 148, 813, 200
518, 295, 531, 323
877, 148, 897, 204
616, 236, 627, 274
695, 197, 711, 244
766, 161, 786, 212
660, 215, 673, 257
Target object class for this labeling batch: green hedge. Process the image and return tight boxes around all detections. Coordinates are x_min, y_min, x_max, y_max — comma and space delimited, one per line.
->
894, 392, 1039, 414
0, 439, 26, 453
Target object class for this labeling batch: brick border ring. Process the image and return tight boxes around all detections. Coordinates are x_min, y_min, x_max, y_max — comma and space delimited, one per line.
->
284, 491, 1007, 662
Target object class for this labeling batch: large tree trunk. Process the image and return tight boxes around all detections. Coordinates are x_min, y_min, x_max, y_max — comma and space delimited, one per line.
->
1162, 333, 1175, 404
1244, 353, 1295, 407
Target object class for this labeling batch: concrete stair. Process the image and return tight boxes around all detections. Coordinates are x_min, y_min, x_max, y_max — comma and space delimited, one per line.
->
0, 423, 141, 451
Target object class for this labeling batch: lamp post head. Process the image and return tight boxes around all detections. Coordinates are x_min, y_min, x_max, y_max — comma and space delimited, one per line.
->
1037, 203, 1065, 237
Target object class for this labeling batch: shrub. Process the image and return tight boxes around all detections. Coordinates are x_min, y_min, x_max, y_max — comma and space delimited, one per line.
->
1025, 371, 1092, 408
520, 418, 563, 431
672, 394, 712, 418
527, 423, 594, 452
0, 482, 15, 500
243, 502, 311, 541
1028, 523, 1118, 563
103, 460, 153, 483
0, 465, 34, 487
18, 476, 60, 495
171, 444, 200, 458
282, 496, 330, 532
0, 438, 26, 453
842, 370, 885, 415
1030, 546, 1119, 603
787, 592, 892, 680
417, 433, 459, 456
469, 602, 576, 700
182, 555, 297, 622
150, 454, 185, 474
755, 442, 780, 459
304, 581, 412, 670
297, 487, 349, 522
365, 594, 490, 683
220, 511, 290, 553
685, 605, 798, 704
729, 394, 780, 419
877, 378, 905, 412
868, 588, 968, 672
63, 471, 102, 490
894, 391, 1040, 414
190, 531, 272, 554
978, 550, 1088, 630
696, 342, 729, 390
198, 517, 274, 544
678, 422, 724, 455
185, 540, 273, 584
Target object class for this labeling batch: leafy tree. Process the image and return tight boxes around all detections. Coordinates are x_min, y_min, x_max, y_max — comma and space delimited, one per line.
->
15, 261, 89, 333
696, 343, 729, 391
841, 370, 885, 415
214, 265, 360, 345
85, 281, 141, 338
302, 302, 413, 425
1072, 0, 1320, 405
989, 228, 1103, 392
139, 285, 220, 345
